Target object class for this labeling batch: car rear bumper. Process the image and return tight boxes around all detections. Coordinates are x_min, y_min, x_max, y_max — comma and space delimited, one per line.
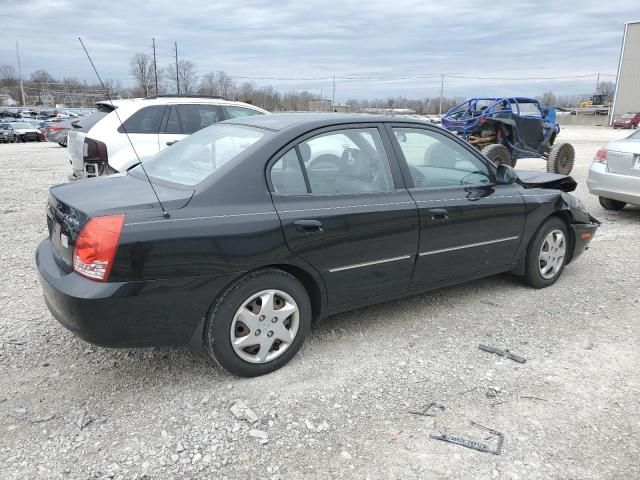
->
36, 239, 233, 348
587, 162, 640, 205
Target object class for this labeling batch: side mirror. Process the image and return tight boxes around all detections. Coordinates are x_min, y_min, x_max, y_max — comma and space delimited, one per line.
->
496, 164, 517, 184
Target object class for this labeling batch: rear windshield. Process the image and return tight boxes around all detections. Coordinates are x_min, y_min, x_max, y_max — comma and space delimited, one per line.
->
72, 104, 114, 132
139, 123, 267, 186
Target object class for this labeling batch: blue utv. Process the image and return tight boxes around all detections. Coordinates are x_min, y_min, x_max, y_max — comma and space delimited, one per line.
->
441, 97, 575, 174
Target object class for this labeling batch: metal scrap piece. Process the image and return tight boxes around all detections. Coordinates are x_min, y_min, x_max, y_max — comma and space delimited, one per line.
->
479, 344, 526, 364
430, 421, 504, 455
409, 402, 446, 417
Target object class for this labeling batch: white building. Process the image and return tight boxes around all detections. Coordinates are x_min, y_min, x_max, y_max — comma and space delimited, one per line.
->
612, 20, 640, 119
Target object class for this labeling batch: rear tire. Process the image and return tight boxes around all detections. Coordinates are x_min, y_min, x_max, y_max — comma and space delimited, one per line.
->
481, 143, 516, 167
205, 269, 312, 377
547, 143, 575, 175
523, 217, 569, 289
599, 196, 626, 211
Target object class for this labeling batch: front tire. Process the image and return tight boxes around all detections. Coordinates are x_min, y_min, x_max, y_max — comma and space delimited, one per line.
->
599, 196, 626, 211
481, 143, 516, 167
523, 217, 569, 288
547, 143, 575, 175
205, 269, 312, 377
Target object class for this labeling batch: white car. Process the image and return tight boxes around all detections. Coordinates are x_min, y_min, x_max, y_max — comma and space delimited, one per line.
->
68, 96, 269, 179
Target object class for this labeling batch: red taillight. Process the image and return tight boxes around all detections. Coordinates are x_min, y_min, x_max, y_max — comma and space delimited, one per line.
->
83, 138, 108, 163
73, 214, 125, 281
594, 148, 607, 164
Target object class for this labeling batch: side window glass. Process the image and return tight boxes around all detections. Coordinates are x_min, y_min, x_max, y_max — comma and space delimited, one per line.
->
164, 106, 181, 134
271, 149, 307, 194
224, 106, 263, 118
393, 128, 492, 188
177, 105, 223, 134
120, 106, 165, 134
299, 128, 394, 194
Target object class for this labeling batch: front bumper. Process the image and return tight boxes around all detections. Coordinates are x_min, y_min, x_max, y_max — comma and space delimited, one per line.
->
587, 162, 640, 205
36, 240, 233, 348
570, 221, 598, 262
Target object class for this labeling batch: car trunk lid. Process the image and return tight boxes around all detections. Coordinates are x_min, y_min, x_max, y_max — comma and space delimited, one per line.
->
46, 174, 194, 273
605, 139, 640, 177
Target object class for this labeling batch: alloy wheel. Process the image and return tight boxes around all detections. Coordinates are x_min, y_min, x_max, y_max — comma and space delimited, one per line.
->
538, 229, 566, 280
230, 289, 299, 364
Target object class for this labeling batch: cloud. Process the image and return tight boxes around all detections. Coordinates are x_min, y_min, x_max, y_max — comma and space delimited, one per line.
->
1, 0, 636, 100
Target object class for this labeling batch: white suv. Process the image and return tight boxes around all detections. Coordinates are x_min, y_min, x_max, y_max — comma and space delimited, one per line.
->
68, 96, 268, 179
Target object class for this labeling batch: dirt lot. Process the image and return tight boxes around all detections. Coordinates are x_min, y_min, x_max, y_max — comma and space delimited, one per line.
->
1, 126, 638, 480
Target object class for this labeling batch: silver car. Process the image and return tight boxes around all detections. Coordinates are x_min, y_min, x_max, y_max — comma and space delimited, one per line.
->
588, 129, 640, 210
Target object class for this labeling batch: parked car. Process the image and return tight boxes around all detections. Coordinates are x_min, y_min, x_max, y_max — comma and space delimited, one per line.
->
442, 97, 575, 174
0, 121, 40, 142
68, 95, 269, 179
23, 119, 46, 141
0, 124, 16, 142
612, 112, 640, 129
588, 128, 640, 210
45, 119, 74, 146
37, 114, 599, 377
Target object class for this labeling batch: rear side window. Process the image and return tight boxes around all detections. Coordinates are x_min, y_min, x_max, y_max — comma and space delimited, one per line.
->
224, 106, 263, 118
271, 149, 307, 194
177, 105, 223, 134
119, 105, 165, 134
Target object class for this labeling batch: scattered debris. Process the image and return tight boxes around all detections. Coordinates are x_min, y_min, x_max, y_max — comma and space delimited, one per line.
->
389, 426, 405, 442
520, 396, 547, 402
480, 300, 501, 307
249, 429, 268, 442
430, 421, 504, 455
304, 419, 315, 431
479, 344, 526, 364
30, 413, 55, 423
316, 420, 330, 432
409, 402, 446, 417
6, 338, 27, 346
229, 401, 259, 424
73, 411, 110, 430
7, 407, 27, 419
485, 387, 500, 399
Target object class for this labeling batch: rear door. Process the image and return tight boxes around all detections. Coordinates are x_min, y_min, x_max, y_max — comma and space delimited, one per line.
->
388, 125, 525, 286
269, 125, 419, 306
158, 104, 224, 151
117, 105, 167, 161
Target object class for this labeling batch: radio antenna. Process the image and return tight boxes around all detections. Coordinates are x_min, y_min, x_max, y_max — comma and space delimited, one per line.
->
78, 37, 170, 219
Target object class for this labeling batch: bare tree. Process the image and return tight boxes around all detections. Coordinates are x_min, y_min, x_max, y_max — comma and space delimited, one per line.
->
596, 81, 615, 101
129, 53, 155, 97
537, 91, 557, 106
0, 65, 19, 85
165, 60, 198, 94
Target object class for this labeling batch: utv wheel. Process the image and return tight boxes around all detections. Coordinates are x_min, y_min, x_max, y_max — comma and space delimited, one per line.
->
523, 217, 569, 288
599, 196, 626, 211
481, 143, 516, 167
547, 143, 575, 175
205, 269, 312, 377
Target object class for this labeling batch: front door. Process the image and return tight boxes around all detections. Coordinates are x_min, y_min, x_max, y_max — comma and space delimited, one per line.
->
388, 125, 525, 287
269, 125, 419, 306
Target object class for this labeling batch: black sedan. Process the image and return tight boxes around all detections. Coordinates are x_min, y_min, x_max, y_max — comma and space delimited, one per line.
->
36, 114, 598, 377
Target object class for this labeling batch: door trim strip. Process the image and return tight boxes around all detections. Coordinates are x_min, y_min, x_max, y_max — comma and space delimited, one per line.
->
328, 255, 412, 273
419, 236, 520, 256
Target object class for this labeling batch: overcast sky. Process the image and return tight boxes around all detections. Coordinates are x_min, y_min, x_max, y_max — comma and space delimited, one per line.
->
2, 0, 638, 101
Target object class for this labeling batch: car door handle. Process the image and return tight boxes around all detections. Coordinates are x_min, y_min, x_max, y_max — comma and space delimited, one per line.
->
428, 208, 449, 220
294, 219, 324, 235
166, 140, 179, 146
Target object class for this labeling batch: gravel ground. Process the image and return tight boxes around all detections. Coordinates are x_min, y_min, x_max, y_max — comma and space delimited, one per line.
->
0, 126, 639, 480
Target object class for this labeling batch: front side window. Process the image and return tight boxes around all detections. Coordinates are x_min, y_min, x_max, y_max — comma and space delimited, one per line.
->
298, 128, 394, 194
176, 105, 223, 134
120, 106, 165, 134
141, 124, 266, 186
393, 128, 492, 188
271, 149, 307, 194
224, 106, 263, 118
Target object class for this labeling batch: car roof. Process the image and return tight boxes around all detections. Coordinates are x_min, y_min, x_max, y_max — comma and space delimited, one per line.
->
224, 112, 431, 132
95, 97, 266, 109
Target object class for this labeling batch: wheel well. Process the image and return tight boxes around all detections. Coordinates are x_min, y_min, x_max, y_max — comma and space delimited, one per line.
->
270, 264, 324, 322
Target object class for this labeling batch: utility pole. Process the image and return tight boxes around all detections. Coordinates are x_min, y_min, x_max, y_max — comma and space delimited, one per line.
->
152, 38, 159, 95
595, 72, 600, 93
15, 42, 26, 106
331, 76, 336, 112
438, 74, 445, 116
174, 41, 180, 95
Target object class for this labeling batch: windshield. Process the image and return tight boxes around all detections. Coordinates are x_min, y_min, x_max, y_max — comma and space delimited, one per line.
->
621, 113, 634, 119
140, 123, 267, 186
11, 122, 31, 128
